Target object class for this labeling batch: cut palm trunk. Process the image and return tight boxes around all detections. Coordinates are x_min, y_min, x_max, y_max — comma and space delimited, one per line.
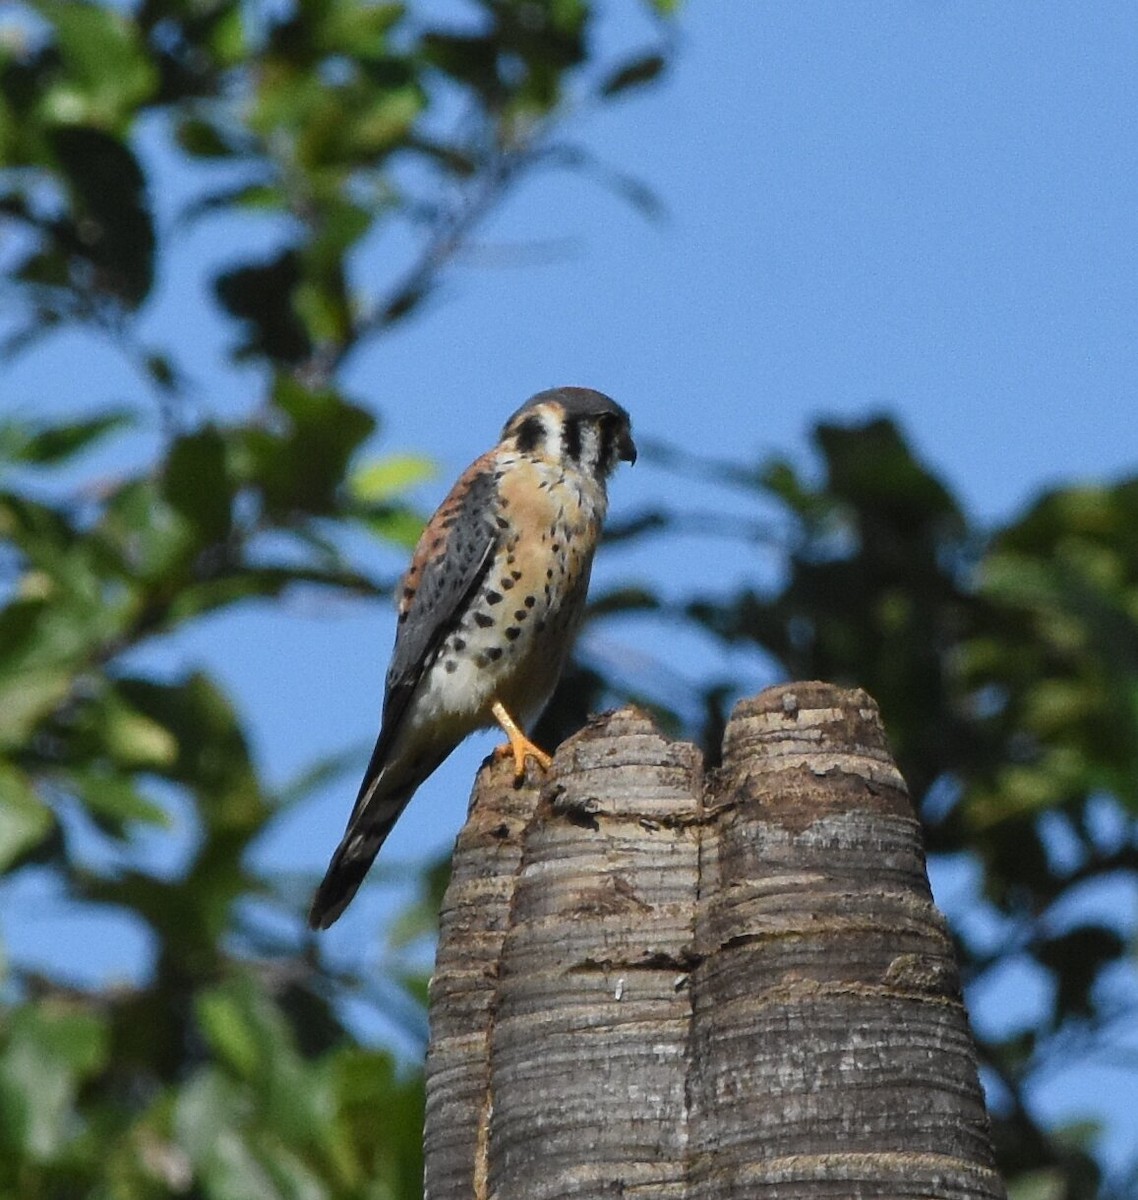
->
424, 682, 1005, 1200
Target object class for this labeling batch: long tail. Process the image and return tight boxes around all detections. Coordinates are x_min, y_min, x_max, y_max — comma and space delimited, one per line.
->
307, 767, 421, 930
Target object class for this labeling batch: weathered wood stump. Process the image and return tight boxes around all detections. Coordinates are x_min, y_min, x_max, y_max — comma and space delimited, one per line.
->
424, 682, 1005, 1200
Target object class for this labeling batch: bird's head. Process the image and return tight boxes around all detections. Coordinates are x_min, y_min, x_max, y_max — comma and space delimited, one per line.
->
502, 387, 636, 481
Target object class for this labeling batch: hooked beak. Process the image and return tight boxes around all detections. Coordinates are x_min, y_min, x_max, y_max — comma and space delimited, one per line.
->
619, 429, 637, 465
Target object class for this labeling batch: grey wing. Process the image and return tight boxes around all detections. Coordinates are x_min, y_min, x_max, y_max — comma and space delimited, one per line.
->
307, 462, 502, 931
366, 461, 500, 773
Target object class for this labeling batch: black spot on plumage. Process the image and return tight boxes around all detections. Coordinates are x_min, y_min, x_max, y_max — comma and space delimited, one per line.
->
485, 590, 503, 604
524, 595, 536, 608
486, 647, 503, 662
444, 660, 457, 673
515, 414, 544, 453
474, 612, 494, 628
515, 609, 527, 621
454, 637, 466, 651
505, 627, 521, 641
496, 516, 510, 529
501, 578, 514, 590
511, 569, 522, 580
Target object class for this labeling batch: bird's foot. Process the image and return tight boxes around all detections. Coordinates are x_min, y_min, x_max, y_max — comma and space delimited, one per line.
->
491, 739, 554, 778
491, 701, 553, 779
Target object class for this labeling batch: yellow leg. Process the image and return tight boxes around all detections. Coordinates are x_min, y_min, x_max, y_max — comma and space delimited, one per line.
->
491, 701, 553, 778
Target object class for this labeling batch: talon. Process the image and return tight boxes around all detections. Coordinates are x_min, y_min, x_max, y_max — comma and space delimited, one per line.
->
491, 701, 553, 779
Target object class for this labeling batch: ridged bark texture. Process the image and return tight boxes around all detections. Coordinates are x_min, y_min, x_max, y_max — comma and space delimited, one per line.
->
423, 682, 1005, 1200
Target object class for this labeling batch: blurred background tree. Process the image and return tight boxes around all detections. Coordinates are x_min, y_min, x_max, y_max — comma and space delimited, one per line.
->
1, 3, 1135, 1198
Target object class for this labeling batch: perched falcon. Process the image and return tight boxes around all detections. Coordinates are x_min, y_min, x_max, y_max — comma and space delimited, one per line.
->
308, 387, 636, 929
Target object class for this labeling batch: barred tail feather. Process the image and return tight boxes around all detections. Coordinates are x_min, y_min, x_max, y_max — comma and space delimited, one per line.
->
307, 779, 417, 931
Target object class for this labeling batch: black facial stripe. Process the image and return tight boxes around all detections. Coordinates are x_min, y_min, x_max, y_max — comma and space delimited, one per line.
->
562, 415, 583, 462
597, 420, 616, 471
515, 414, 544, 453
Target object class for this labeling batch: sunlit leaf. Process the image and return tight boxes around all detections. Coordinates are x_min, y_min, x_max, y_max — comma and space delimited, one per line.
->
351, 454, 436, 503
0, 662, 72, 748
1007, 1169, 1066, 1200
37, 0, 157, 126
0, 765, 53, 870
100, 696, 180, 771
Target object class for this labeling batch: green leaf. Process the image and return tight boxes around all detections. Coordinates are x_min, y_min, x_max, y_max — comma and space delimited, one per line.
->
0, 765, 53, 871
0, 1002, 108, 1161
72, 770, 169, 829
239, 378, 375, 517
328, 1048, 423, 1197
598, 52, 666, 98
1008, 1170, 1067, 1200
814, 416, 962, 527
144, 351, 178, 392
49, 125, 156, 307
215, 251, 312, 364
0, 410, 132, 467
1037, 925, 1125, 1018
587, 586, 661, 617
0, 662, 73, 749
194, 978, 328, 1142
351, 454, 436, 503
197, 986, 263, 1082
116, 673, 261, 827
209, 2, 247, 66
98, 478, 197, 584
175, 116, 239, 159
164, 426, 234, 545
318, 2, 405, 56
174, 1071, 282, 1200
36, 0, 157, 126
100, 696, 180, 771
356, 506, 424, 550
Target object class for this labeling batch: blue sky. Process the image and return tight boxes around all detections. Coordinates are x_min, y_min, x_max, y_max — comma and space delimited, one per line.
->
3, 0, 1137, 1179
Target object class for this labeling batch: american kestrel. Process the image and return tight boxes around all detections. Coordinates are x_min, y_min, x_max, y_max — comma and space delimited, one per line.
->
308, 387, 636, 929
